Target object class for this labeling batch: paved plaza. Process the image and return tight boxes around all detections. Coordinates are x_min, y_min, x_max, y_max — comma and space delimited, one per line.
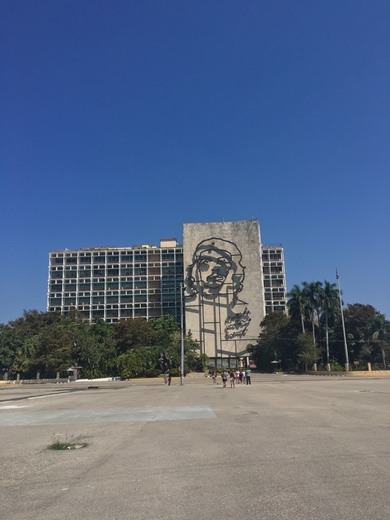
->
1, 374, 390, 520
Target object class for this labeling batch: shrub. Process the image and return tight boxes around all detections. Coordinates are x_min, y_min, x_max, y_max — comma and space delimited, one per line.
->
144, 368, 162, 378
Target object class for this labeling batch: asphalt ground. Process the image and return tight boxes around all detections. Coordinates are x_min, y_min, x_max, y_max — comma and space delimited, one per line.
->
1, 373, 390, 520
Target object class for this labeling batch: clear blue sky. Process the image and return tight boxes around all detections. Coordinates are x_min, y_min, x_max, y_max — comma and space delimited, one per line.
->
1, 0, 389, 324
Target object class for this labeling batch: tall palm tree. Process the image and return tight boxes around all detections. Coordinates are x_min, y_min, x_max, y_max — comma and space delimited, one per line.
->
287, 284, 308, 333
320, 281, 340, 365
302, 281, 322, 347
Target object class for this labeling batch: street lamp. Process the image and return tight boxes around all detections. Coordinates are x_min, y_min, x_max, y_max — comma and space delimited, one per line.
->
180, 282, 185, 386
336, 268, 349, 372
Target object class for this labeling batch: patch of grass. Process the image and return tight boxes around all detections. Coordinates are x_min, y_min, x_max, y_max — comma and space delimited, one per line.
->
47, 434, 88, 450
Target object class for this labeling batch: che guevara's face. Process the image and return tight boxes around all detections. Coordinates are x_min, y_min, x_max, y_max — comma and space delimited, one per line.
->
197, 249, 232, 294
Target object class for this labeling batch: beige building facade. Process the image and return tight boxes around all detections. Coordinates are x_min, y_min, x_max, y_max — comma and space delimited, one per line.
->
183, 220, 266, 367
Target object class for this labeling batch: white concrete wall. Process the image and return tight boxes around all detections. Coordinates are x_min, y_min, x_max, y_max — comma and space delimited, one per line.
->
183, 220, 265, 364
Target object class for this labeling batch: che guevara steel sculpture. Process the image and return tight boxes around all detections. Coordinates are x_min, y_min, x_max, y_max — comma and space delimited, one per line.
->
185, 237, 251, 343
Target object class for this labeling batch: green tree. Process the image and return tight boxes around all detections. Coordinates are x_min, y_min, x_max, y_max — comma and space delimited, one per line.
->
288, 284, 308, 334
302, 281, 322, 347
153, 314, 180, 346
368, 313, 389, 369
113, 318, 157, 354
332, 303, 383, 367
117, 349, 147, 379
319, 281, 340, 365
297, 333, 321, 371
252, 313, 300, 372
184, 331, 206, 372
90, 318, 117, 376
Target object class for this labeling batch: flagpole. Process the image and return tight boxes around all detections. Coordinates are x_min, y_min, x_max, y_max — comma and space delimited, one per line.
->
180, 283, 185, 386
336, 268, 349, 372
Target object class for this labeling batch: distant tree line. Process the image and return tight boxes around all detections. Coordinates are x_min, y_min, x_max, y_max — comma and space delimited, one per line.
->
0, 311, 207, 380
249, 281, 390, 372
1, 281, 389, 379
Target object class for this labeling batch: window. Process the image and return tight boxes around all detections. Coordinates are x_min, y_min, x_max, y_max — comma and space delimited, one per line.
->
79, 268, 91, 276
134, 253, 147, 261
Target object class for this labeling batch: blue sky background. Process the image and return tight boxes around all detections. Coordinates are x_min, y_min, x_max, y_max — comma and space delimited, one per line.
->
1, 0, 389, 324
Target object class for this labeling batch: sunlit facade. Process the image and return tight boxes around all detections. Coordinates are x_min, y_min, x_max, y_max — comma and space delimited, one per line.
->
47, 224, 287, 328
262, 246, 287, 314
47, 239, 183, 323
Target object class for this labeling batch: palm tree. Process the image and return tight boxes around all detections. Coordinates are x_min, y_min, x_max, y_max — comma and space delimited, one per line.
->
302, 281, 322, 347
287, 284, 308, 334
369, 314, 389, 369
320, 281, 340, 365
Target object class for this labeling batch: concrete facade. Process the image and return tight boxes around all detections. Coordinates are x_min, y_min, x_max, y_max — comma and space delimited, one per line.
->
183, 220, 265, 366
47, 240, 183, 323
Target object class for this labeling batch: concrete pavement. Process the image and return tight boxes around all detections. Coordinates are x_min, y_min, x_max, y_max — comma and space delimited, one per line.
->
1, 374, 390, 519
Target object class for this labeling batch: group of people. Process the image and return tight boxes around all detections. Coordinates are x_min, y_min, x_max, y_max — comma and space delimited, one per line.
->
212, 368, 251, 388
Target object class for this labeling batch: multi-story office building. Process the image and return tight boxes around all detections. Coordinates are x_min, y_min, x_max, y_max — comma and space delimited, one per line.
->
47, 239, 183, 323
262, 246, 287, 314
47, 222, 287, 352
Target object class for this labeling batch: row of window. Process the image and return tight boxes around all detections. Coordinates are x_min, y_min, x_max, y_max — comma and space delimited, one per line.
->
264, 293, 286, 301
52, 248, 181, 257
263, 267, 284, 274
265, 305, 286, 315
50, 281, 179, 290
50, 275, 179, 283
50, 268, 181, 276
264, 280, 285, 288
49, 287, 179, 295
51, 253, 183, 264
262, 254, 282, 261
48, 303, 180, 313
49, 293, 181, 304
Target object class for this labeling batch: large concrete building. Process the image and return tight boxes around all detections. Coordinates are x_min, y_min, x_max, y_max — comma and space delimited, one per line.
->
47, 239, 184, 323
47, 219, 287, 364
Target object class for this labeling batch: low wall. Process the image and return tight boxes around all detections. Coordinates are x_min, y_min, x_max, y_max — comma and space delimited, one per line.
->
0, 378, 69, 385
307, 370, 390, 377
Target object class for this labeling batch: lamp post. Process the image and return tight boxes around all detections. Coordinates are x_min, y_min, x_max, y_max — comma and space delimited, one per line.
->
180, 282, 185, 386
336, 268, 349, 372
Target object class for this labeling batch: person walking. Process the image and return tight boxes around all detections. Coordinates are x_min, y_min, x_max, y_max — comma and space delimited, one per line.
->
229, 371, 235, 388
221, 370, 228, 388
245, 367, 251, 385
